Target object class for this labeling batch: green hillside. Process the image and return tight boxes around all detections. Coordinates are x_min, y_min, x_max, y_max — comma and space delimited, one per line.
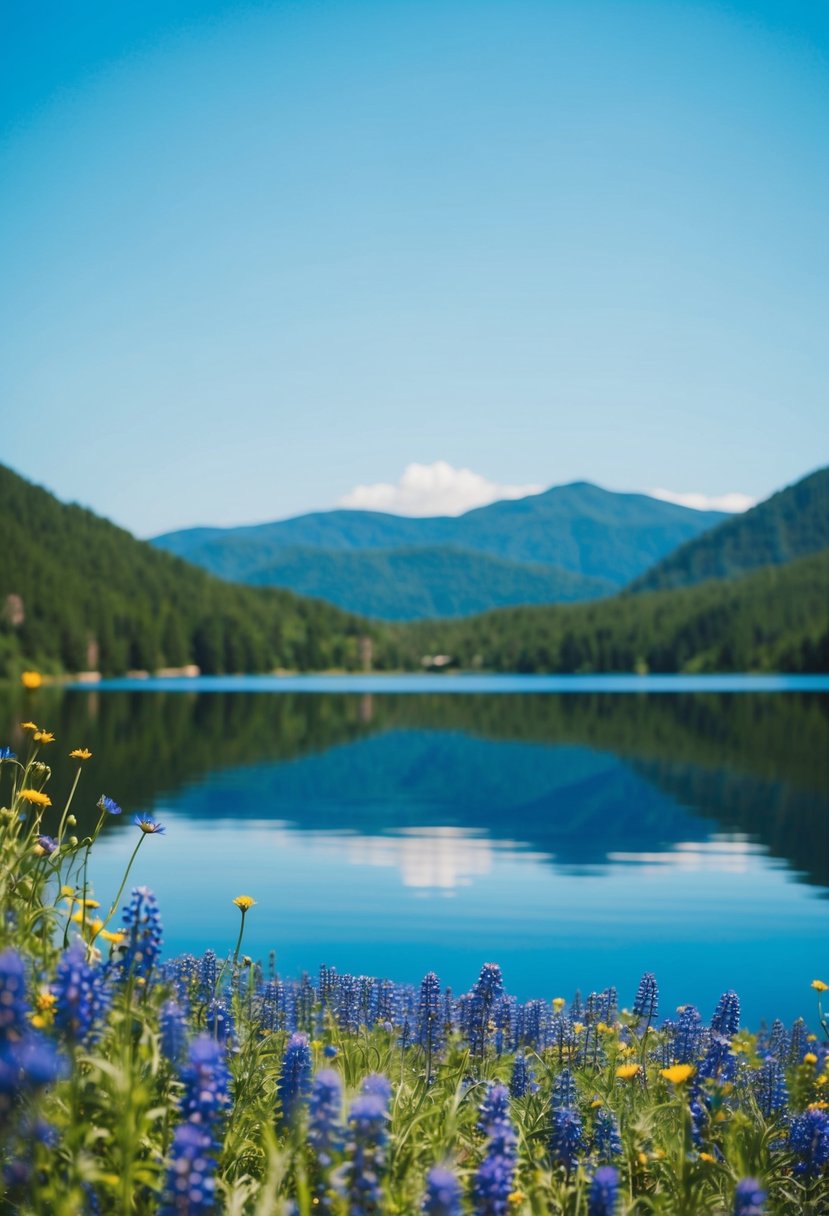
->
0, 464, 373, 678
383, 550, 829, 674
243, 545, 613, 618
153, 481, 725, 617
632, 465, 829, 592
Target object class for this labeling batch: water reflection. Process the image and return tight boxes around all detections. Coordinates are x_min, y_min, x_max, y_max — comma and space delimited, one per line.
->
2, 685, 828, 1024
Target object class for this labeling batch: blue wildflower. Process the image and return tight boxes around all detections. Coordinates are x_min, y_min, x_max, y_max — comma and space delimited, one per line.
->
753, 1059, 788, 1120
278, 1032, 312, 1125
633, 973, 659, 1021
97, 795, 122, 816
118, 886, 163, 982
699, 1034, 737, 1083
788, 1018, 808, 1065
361, 1073, 393, 1104
789, 1107, 829, 1176
552, 1067, 578, 1109
0, 950, 29, 1041
593, 1108, 623, 1161
416, 972, 443, 1063
134, 812, 166, 835
550, 1106, 585, 1173
588, 1166, 620, 1216
52, 940, 109, 1045
472, 1084, 516, 1216
674, 1005, 703, 1063
180, 1035, 231, 1131
343, 1092, 390, 1214
422, 1166, 462, 1215
160, 1000, 189, 1066
309, 1068, 343, 1167
198, 950, 217, 1002
467, 963, 504, 1056
159, 1123, 217, 1215
733, 1178, 767, 1215
34, 835, 57, 856
711, 991, 741, 1037
0, 747, 16, 761
510, 1052, 535, 1099
205, 1000, 234, 1045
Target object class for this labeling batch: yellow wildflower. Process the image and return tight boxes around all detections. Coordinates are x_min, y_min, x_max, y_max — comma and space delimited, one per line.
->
616, 1063, 641, 1080
100, 929, 126, 945
590, 1098, 603, 1108
817, 1074, 828, 1087
573, 1021, 585, 1035
804, 1053, 818, 1066
233, 895, 256, 911
69, 748, 92, 760
808, 1101, 829, 1110
20, 721, 39, 731
508, 1192, 526, 1205
33, 731, 54, 744
811, 979, 828, 992
699, 1152, 716, 1163
36, 991, 56, 1013
661, 1064, 695, 1084
552, 997, 565, 1009
637, 1152, 648, 1166
21, 672, 42, 690
19, 789, 51, 808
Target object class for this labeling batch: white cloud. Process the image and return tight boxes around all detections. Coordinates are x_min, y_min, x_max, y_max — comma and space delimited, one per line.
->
648, 487, 756, 513
339, 461, 543, 517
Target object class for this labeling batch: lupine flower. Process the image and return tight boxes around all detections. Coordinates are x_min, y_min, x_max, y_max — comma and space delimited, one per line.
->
52, 940, 109, 1045
134, 812, 166, 834
0, 950, 28, 1041
699, 1034, 737, 1083
733, 1178, 767, 1215
633, 973, 659, 1021
468, 963, 504, 1056
553, 1067, 578, 1109
588, 1166, 620, 1216
550, 1106, 585, 1173
198, 950, 217, 1001
97, 795, 122, 816
422, 1166, 462, 1215
343, 1091, 390, 1214
510, 1052, 535, 1098
117, 886, 163, 982
674, 1005, 703, 1063
0, 951, 64, 1130
205, 1000, 234, 1045
788, 1018, 808, 1065
416, 972, 443, 1060
180, 1035, 231, 1130
711, 991, 741, 1037
159, 1122, 217, 1215
309, 1068, 343, 1167
753, 1059, 788, 1120
160, 1000, 189, 1066
472, 1084, 516, 1215
788, 1107, 829, 1176
593, 1108, 623, 1161
278, 1032, 312, 1124
361, 1073, 393, 1103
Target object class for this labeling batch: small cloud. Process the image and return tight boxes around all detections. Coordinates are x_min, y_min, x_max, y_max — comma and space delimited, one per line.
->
339, 461, 543, 517
648, 487, 756, 513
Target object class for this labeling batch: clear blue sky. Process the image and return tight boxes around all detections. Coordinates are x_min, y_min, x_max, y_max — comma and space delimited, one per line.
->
1, 0, 827, 535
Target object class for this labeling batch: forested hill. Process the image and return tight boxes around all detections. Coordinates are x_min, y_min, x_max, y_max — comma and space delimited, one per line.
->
0, 464, 372, 677
631, 466, 829, 592
383, 550, 829, 674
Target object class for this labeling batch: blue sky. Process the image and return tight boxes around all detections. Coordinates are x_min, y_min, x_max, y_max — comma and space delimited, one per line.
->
1, 0, 827, 535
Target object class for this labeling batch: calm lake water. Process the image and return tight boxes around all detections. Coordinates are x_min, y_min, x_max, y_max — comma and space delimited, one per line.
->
6, 675, 829, 1027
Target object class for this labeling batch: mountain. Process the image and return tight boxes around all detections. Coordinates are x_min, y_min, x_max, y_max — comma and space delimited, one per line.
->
0, 464, 372, 678
631, 466, 829, 593
153, 482, 725, 618
242, 545, 613, 619
384, 549, 829, 674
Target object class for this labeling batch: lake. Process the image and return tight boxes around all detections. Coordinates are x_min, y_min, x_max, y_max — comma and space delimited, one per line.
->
5, 675, 829, 1027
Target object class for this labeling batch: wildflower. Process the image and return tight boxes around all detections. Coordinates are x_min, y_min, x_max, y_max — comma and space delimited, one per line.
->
593, 1108, 622, 1161
616, 1064, 640, 1080
553, 997, 566, 1009
550, 1106, 585, 1173
52, 941, 109, 1045
362, 1073, 393, 1103
159, 1123, 217, 1216
661, 1064, 694, 1085
473, 1083, 516, 1213
0, 747, 16, 761
733, 1178, 767, 1215
99, 928, 126, 946
180, 1035, 231, 1130
0, 950, 29, 1041
422, 1166, 462, 1216
699, 1152, 716, 1163
18, 790, 51, 808
552, 1068, 578, 1108
33, 835, 57, 857
232, 894, 256, 911
20, 722, 38, 732
804, 1052, 819, 1066
309, 1067, 343, 1167
752, 1059, 788, 1119
711, 991, 741, 1037
134, 813, 165, 834
116, 887, 163, 982
278, 1032, 312, 1125
812, 980, 828, 992
69, 748, 92, 760
20, 672, 42, 690
344, 1090, 390, 1214
510, 1052, 535, 1099
789, 1107, 829, 1176
588, 1166, 619, 1216
160, 1000, 188, 1066
97, 795, 121, 816
632, 973, 659, 1021
416, 971, 443, 1062
33, 730, 54, 744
